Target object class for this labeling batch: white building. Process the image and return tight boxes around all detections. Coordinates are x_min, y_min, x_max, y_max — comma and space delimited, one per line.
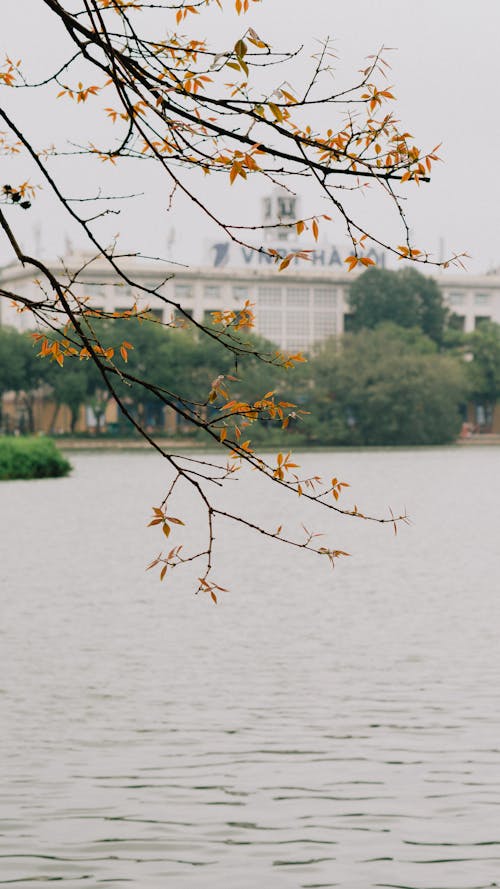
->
1, 251, 500, 351
440, 273, 500, 333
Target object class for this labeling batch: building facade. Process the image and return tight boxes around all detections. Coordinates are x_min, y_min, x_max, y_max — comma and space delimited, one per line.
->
2, 249, 500, 436
2, 252, 500, 351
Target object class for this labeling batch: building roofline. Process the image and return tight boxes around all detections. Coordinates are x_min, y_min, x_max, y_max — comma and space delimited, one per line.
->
2, 253, 500, 287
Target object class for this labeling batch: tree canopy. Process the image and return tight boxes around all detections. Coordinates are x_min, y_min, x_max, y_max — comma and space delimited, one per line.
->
0, 0, 463, 598
466, 321, 500, 410
347, 267, 450, 344
310, 324, 467, 446
1, 318, 472, 448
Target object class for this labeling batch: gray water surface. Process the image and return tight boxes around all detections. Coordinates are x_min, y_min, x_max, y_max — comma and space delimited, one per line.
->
1, 447, 500, 888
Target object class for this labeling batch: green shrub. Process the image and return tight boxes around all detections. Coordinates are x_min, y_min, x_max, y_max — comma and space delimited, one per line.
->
0, 437, 72, 480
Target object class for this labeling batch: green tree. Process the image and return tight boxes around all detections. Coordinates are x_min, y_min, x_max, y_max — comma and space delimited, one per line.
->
347, 267, 449, 344
91, 318, 308, 438
0, 326, 26, 432
45, 364, 91, 433
0, 326, 25, 391
467, 321, 500, 419
0, 327, 52, 433
19, 332, 51, 434
310, 324, 467, 446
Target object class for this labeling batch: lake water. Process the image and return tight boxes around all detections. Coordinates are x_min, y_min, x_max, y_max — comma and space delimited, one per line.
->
1, 446, 500, 889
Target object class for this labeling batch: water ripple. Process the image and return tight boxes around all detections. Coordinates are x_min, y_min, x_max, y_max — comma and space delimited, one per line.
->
1, 449, 500, 888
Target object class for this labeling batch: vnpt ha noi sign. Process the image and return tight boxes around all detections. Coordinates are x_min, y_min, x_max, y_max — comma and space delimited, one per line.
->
210, 241, 386, 269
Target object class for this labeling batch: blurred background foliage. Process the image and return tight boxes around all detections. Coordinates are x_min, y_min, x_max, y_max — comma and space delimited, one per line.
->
2, 268, 499, 446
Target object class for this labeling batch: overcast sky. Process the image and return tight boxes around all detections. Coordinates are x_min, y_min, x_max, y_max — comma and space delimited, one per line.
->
1, 0, 499, 275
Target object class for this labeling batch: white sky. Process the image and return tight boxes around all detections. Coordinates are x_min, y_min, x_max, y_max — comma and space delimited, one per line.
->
1, 0, 499, 275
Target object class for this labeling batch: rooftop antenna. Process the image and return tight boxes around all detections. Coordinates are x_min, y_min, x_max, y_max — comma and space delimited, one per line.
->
33, 223, 42, 256
166, 227, 175, 256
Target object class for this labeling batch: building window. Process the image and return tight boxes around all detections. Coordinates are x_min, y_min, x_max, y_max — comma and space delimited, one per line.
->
174, 284, 193, 301
144, 308, 163, 322
257, 286, 282, 305
474, 292, 490, 306
285, 311, 309, 336
112, 285, 133, 300
257, 310, 282, 342
277, 195, 297, 221
474, 315, 491, 328
204, 285, 220, 301
449, 314, 465, 331
286, 287, 309, 307
313, 313, 337, 339
172, 308, 193, 323
89, 287, 106, 301
313, 287, 337, 307
447, 291, 465, 307
135, 280, 159, 293
233, 285, 251, 303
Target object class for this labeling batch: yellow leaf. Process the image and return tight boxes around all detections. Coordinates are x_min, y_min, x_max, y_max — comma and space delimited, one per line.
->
268, 102, 283, 122
234, 39, 247, 59
312, 219, 319, 241
146, 553, 162, 571
344, 255, 359, 272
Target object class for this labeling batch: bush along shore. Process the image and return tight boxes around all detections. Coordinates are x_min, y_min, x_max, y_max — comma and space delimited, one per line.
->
0, 437, 72, 480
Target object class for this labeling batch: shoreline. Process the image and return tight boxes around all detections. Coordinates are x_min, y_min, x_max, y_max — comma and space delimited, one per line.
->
53, 434, 500, 451
57, 437, 204, 450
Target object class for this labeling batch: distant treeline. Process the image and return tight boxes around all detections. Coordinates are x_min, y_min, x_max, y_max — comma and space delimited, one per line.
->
1, 268, 499, 446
